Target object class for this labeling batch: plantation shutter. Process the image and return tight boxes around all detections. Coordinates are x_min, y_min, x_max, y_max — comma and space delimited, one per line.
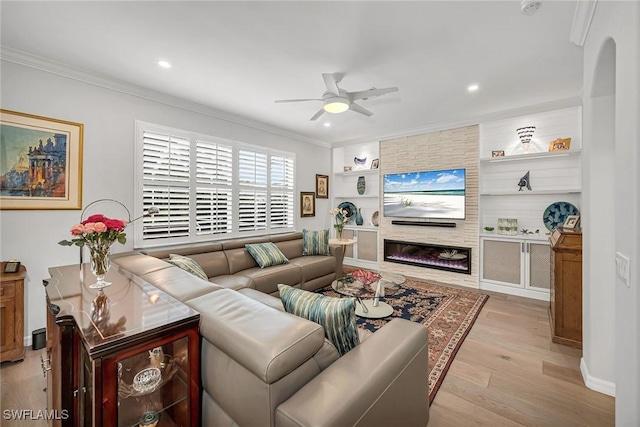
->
238, 149, 268, 232
141, 131, 190, 240
195, 140, 233, 235
270, 154, 294, 229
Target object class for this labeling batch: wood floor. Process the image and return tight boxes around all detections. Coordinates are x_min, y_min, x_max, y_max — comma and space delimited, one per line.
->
0, 290, 614, 426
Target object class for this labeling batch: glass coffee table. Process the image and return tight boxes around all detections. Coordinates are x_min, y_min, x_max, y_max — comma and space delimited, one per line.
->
331, 272, 405, 319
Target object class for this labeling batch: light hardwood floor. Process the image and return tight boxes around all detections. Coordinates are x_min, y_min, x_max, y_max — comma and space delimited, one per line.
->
0, 290, 614, 426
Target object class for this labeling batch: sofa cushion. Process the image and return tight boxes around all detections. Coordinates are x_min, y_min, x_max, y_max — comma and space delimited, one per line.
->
246, 242, 289, 268
166, 254, 208, 280
210, 274, 254, 291
278, 284, 359, 356
302, 229, 330, 256
237, 264, 302, 295
289, 256, 336, 283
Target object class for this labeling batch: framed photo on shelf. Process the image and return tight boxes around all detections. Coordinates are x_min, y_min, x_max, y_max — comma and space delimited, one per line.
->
549, 137, 571, 152
300, 192, 316, 217
315, 174, 328, 199
343, 166, 352, 172
370, 159, 379, 169
491, 150, 505, 157
0, 109, 84, 210
563, 215, 580, 229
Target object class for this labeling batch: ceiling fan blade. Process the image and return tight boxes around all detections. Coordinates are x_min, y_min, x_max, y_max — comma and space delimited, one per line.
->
322, 73, 341, 96
275, 98, 323, 103
349, 87, 399, 101
310, 109, 326, 121
349, 102, 374, 117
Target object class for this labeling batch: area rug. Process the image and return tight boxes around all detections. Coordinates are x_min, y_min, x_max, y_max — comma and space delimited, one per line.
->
318, 277, 489, 404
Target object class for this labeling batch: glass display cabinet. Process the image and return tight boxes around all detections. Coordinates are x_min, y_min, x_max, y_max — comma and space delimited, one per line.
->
44, 263, 200, 426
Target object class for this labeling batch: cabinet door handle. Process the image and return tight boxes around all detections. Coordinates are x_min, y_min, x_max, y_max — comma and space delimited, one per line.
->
521, 242, 525, 253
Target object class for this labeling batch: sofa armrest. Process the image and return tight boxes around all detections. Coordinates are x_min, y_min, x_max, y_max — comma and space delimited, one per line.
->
275, 319, 429, 427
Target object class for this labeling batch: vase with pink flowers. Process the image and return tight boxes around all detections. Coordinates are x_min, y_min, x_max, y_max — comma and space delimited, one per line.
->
59, 214, 127, 289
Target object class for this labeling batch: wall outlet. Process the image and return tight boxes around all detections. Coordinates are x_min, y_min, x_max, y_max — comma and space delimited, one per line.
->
615, 252, 630, 288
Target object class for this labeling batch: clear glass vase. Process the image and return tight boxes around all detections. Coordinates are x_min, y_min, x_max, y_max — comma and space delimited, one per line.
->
336, 227, 344, 241
88, 244, 112, 289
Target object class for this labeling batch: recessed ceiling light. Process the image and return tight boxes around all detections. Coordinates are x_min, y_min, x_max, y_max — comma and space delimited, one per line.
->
468, 84, 479, 92
157, 60, 172, 69
520, 0, 542, 16
324, 122, 331, 127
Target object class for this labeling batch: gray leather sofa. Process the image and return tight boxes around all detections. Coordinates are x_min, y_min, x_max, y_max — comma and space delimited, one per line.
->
113, 232, 430, 427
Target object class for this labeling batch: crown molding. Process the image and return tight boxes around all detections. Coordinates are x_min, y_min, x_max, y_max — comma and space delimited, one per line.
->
570, 0, 598, 46
332, 96, 583, 147
0, 47, 330, 148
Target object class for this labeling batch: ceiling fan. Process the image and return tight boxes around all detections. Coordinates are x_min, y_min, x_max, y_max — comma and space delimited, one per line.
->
275, 73, 399, 121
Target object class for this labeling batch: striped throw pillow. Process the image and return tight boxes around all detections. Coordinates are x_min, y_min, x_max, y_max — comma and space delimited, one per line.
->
302, 229, 330, 256
245, 242, 289, 268
278, 284, 359, 356
167, 254, 208, 281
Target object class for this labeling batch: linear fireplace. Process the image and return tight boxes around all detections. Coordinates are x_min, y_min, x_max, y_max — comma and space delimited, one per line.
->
384, 239, 471, 274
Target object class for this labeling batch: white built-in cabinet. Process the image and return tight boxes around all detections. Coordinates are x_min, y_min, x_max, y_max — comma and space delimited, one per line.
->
332, 143, 380, 270
479, 106, 582, 300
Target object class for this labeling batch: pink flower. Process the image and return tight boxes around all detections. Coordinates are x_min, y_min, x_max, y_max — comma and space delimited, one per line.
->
83, 222, 97, 233
93, 222, 108, 233
70, 224, 85, 235
104, 219, 125, 231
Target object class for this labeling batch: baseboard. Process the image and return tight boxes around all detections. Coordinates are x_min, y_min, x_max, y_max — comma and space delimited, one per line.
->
580, 357, 616, 397
479, 281, 550, 301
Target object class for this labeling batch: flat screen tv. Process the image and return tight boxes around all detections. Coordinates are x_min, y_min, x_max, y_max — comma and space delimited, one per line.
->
383, 168, 466, 220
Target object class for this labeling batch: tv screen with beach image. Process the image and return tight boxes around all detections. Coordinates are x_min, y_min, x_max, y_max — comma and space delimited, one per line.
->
383, 169, 466, 219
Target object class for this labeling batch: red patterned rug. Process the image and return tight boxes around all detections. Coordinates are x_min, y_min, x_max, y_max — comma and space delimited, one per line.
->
319, 276, 489, 404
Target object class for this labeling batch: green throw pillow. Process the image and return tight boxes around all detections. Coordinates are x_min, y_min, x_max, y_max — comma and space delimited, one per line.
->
278, 284, 359, 356
302, 229, 330, 256
167, 254, 208, 281
245, 242, 289, 268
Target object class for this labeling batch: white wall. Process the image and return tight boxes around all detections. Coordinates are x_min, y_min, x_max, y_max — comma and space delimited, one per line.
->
582, 1, 640, 425
0, 60, 331, 343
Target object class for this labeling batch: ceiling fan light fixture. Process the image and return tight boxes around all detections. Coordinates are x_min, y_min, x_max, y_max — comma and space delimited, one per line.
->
323, 97, 350, 114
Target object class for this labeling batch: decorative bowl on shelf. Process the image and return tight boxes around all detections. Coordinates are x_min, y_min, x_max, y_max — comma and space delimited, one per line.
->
118, 354, 178, 399
132, 367, 162, 394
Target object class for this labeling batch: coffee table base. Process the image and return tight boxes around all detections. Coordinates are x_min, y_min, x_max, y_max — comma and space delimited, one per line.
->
355, 299, 394, 319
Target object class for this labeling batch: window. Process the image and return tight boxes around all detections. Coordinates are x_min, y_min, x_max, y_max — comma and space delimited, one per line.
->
135, 122, 295, 247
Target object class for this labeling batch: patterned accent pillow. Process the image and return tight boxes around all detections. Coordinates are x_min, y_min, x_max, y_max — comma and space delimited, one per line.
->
302, 229, 330, 256
167, 254, 208, 281
278, 284, 359, 356
245, 242, 289, 268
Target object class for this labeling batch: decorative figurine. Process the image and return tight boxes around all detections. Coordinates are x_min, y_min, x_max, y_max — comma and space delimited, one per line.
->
518, 171, 531, 191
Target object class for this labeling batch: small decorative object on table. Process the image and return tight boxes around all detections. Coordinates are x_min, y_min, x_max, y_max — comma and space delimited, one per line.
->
498, 218, 518, 236
330, 207, 349, 240
518, 171, 532, 191
58, 214, 127, 289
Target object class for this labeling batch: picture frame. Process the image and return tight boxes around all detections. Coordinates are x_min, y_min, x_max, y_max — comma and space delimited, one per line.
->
548, 137, 571, 152
370, 159, 379, 169
491, 150, 505, 157
1, 110, 83, 210
563, 214, 580, 229
3, 260, 21, 274
315, 174, 329, 199
300, 192, 316, 217
343, 166, 352, 172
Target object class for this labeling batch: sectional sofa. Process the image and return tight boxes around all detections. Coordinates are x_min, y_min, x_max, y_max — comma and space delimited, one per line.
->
113, 232, 430, 426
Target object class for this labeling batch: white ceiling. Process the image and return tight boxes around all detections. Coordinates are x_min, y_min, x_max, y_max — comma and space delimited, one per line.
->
0, 1, 583, 146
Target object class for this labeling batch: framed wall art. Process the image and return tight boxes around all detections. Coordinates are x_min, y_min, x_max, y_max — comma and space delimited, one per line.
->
491, 150, 505, 157
370, 159, 379, 169
300, 192, 316, 217
315, 174, 328, 199
548, 137, 571, 152
563, 215, 580, 229
0, 110, 83, 210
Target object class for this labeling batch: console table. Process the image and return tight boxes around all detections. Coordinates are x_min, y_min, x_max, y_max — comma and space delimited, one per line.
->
43, 263, 200, 426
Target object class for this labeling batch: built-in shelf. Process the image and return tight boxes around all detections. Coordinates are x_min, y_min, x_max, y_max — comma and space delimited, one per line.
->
480, 189, 582, 196
479, 232, 550, 241
334, 194, 379, 199
344, 225, 379, 231
337, 169, 380, 176
479, 149, 581, 163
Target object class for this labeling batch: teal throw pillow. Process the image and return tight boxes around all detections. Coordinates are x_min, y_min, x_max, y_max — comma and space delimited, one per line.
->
302, 229, 330, 256
245, 242, 289, 268
278, 284, 359, 356
167, 254, 208, 281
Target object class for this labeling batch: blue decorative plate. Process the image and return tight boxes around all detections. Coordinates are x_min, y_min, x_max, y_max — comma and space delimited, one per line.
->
337, 201, 357, 223
543, 202, 580, 231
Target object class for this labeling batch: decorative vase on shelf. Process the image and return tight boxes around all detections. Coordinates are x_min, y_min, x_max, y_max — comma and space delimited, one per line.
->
355, 208, 364, 226
336, 227, 344, 241
88, 244, 112, 289
357, 176, 366, 195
